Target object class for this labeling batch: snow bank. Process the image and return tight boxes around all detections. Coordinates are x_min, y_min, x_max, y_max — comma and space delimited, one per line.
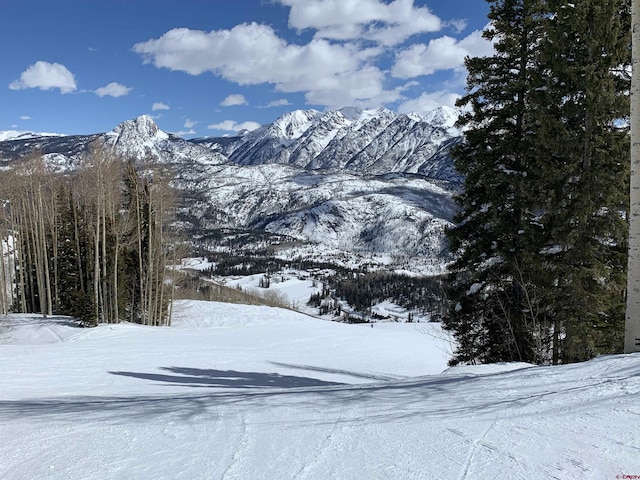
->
170, 299, 313, 328
1, 300, 638, 480
440, 362, 535, 376
0, 315, 86, 345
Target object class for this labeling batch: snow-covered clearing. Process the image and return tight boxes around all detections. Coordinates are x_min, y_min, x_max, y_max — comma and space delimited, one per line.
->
191, 260, 432, 321
1, 300, 639, 479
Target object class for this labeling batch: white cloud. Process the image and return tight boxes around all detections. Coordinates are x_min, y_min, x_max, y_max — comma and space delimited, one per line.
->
207, 120, 261, 132
133, 24, 399, 108
398, 90, 461, 115
20, 115, 32, 120
95, 82, 132, 98
9, 61, 77, 94
446, 19, 468, 34
279, 0, 442, 46
173, 129, 196, 137
184, 119, 198, 128
261, 98, 293, 108
152, 102, 170, 111
303, 66, 402, 107
220, 94, 248, 106
392, 28, 494, 79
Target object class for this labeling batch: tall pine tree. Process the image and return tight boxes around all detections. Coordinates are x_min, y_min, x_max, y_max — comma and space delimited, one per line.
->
529, 0, 630, 362
445, 0, 630, 365
445, 0, 546, 365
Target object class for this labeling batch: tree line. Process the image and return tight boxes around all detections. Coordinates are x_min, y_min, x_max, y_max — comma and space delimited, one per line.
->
204, 253, 449, 318
445, 0, 630, 365
331, 272, 447, 317
0, 141, 176, 326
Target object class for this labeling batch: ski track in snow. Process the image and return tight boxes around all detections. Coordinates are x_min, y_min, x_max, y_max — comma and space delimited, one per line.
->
1, 301, 640, 479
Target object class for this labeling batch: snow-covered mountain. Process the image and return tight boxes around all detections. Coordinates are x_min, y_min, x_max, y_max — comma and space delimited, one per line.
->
422, 105, 460, 130
202, 106, 462, 181
0, 110, 462, 270
196, 165, 454, 259
0, 130, 63, 142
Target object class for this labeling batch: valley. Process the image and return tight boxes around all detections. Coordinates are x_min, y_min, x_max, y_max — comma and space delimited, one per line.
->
1, 107, 462, 319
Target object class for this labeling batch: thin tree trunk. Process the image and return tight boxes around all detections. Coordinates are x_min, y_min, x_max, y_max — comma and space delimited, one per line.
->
113, 237, 119, 323
37, 185, 53, 317
136, 181, 145, 324
0, 232, 7, 315
72, 196, 85, 294
94, 186, 101, 325
101, 204, 109, 322
14, 213, 27, 313
626, 0, 640, 353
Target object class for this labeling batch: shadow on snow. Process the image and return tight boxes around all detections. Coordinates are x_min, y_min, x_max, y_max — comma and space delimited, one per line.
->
0, 360, 633, 427
110, 366, 344, 389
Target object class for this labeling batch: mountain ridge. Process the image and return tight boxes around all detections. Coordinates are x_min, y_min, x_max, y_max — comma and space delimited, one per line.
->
0, 108, 463, 272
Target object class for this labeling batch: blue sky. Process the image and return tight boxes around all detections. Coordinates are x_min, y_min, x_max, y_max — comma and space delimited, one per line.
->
0, 0, 492, 138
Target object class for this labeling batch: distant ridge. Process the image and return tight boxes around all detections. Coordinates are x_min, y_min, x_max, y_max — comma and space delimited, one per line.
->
0, 107, 462, 271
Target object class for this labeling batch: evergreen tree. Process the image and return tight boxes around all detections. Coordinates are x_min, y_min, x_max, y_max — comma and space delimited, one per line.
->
445, 0, 546, 365
445, 0, 630, 365
529, 0, 630, 362
626, 0, 640, 354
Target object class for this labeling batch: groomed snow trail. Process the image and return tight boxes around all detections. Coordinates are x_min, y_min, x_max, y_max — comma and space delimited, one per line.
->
0, 301, 639, 479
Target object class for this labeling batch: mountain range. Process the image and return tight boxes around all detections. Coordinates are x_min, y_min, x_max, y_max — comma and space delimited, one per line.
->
0, 106, 463, 273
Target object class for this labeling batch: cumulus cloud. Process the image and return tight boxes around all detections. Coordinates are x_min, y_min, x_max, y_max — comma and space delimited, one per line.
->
174, 129, 196, 137
207, 120, 261, 132
9, 61, 77, 94
261, 98, 293, 108
446, 19, 468, 34
279, 0, 442, 46
132, 5, 493, 110
95, 82, 132, 98
392, 28, 494, 79
133, 23, 399, 108
220, 94, 248, 106
152, 102, 170, 111
133, 24, 357, 85
303, 66, 403, 107
184, 119, 198, 128
397, 90, 461, 115
20, 115, 32, 120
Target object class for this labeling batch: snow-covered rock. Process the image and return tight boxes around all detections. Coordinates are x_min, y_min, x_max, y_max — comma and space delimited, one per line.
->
205, 106, 462, 181
0, 130, 63, 142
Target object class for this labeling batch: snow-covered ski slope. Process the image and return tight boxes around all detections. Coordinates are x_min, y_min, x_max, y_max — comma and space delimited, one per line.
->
1, 300, 639, 479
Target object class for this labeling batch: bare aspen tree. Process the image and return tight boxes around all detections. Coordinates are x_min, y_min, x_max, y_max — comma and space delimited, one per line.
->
3, 155, 55, 317
2, 142, 176, 326
124, 161, 175, 326
627, 0, 640, 353
79, 141, 125, 324
0, 173, 11, 315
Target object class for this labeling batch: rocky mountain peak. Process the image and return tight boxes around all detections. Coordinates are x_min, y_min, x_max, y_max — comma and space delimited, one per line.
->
104, 115, 170, 160
110, 115, 168, 142
422, 106, 460, 130
268, 109, 322, 141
